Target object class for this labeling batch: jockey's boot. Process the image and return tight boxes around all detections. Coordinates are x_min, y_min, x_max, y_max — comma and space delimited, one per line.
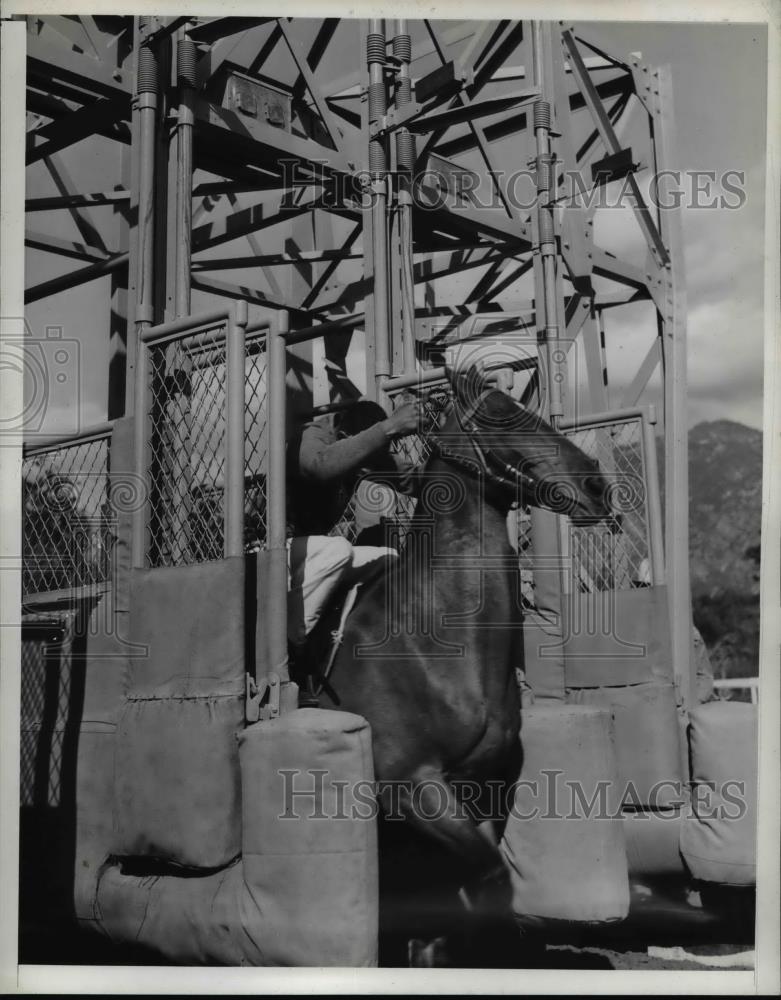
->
288, 640, 318, 708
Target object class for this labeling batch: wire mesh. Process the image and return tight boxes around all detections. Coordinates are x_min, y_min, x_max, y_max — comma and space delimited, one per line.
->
563, 417, 651, 592
327, 386, 455, 545
513, 506, 536, 607
22, 437, 111, 596
20, 613, 75, 808
243, 336, 268, 552
147, 327, 269, 564
386, 386, 454, 546
148, 329, 227, 566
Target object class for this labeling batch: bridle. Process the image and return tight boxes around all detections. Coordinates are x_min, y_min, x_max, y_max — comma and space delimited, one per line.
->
428, 388, 576, 513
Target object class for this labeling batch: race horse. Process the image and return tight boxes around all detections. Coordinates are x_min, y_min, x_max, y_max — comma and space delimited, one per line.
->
318, 365, 617, 966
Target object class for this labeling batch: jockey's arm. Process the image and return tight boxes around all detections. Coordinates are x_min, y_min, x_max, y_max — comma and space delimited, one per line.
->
297, 419, 393, 483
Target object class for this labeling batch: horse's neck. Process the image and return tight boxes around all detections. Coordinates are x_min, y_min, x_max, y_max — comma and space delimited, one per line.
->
410, 457, 511, 556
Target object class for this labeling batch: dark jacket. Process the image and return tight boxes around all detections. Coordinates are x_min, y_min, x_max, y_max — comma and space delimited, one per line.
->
286, 415, 412, 537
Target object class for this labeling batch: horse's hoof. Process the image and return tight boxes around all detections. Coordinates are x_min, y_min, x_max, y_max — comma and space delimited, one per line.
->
408, 935, 453, 967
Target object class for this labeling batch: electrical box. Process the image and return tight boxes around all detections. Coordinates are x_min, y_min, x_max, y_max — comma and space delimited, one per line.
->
224, 71, 291, 132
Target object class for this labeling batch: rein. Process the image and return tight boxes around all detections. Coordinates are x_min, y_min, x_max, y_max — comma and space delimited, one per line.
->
429, 390, 575, 513
430, 390, 541, 496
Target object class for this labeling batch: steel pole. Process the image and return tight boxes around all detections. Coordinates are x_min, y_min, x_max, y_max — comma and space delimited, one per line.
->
367, 20, 390, 394
135, 17, 158, 335
131, 17, 159, 569
642, 405, 666, 586
534, 96, 563, 425
131, 333, 150, 569
393, 19, 417, 376
225, 301, 247, 558
266, 310, 289, 685
174, 33, 196, 318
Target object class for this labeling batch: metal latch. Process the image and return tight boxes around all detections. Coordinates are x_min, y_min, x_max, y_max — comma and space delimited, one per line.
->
245, 672, 281, 723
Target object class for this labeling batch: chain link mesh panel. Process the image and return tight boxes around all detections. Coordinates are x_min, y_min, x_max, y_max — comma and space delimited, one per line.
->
243, 336, 268, 552
148, 329, 227, 566
386, 386, 454, 546
22, 437, 111, 596
513, 506, 536, 607
147, 327, 269, 565
563, 417, 651, 592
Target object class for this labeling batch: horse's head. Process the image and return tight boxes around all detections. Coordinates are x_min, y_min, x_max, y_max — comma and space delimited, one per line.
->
436, 365, 618, 528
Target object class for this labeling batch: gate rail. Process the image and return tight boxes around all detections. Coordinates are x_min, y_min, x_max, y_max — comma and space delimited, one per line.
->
131, 304, 288, 569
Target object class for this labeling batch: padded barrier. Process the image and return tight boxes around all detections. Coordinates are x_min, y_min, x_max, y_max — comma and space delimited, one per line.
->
97, 709, 379, 966
523, 587, 672, 701
113, 696, 244, 866
500, 705, 630, 926
112, 557, 246, 869
622, 809, 686, 878
562, 586, 673, 688
525, 508, 566, 701
680, 701, 757, 886
73, 422, 134, 919
566, 682, 683, 807
74, 593, 129, 921
75, 721, 117, 925
523, 613, 566, 702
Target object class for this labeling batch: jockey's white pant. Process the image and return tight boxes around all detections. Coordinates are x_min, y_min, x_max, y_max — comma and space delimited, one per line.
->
286, 535, 398, 647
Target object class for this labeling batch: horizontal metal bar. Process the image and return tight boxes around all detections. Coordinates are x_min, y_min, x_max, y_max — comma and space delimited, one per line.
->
23, 420, 115, 456
25, 190, 130, 212
712, 678, 759, 689
191, 275, 304, 313
192, 249, 364, 270
379, 87, 539, 137
245, 320, 272, 335
186, 16, 275, 44
281, 314, 365, 344
25, 252, 129, 304
139, 308, 231, 345
382, 366, 447, 393
192, 179, 282, 197
382, 367, 511, 395
559, 405, 654, 431
27, 40, 131, 99
26, 95, 128, 166
22, 582, 111, 608
25, 230, 110, 264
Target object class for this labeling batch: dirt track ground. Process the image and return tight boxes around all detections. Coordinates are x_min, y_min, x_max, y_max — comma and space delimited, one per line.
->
546, 942, 754, 971
18, 878, 755, 972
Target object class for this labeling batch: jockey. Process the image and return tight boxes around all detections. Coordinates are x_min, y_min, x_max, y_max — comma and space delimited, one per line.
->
284, 398, 421, 661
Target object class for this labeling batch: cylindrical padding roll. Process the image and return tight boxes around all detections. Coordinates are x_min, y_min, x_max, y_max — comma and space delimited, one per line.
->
622, 809, 686, 878
74, 722, 117, 921
97, 709, 379, 966
567, 683, 684, 806
113, 696, 244, 868
238, 709, 378, 966
500, 705, 630, 926
680, 701, 757, 886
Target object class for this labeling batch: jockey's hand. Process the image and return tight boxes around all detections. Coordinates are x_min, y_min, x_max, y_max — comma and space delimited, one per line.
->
381, 401, 422, 439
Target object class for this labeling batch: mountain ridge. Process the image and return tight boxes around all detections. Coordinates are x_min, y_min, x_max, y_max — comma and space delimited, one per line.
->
683, 418, 761, 679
